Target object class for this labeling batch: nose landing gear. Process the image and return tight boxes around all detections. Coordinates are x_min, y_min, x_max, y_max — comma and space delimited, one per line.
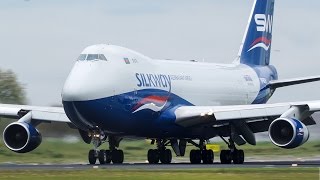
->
87, 130, 124, 165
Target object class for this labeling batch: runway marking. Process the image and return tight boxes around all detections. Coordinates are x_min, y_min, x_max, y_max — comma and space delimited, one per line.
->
265, 165, 275, 168
64, 167, 74, 169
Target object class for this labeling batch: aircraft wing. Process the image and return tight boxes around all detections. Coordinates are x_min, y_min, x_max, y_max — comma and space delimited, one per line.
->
0, 104, 70, 123
174, 101, 320, 146
174, 101, 320, 127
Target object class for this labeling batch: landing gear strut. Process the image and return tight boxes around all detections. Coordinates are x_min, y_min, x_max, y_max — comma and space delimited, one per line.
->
189, 140, 214, 164
147, 139, 172, 164
219, 137, 244, 164
87, 130, 124, 165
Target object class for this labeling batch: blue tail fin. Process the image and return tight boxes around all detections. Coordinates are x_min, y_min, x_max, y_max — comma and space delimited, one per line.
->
238, 0, 275, 66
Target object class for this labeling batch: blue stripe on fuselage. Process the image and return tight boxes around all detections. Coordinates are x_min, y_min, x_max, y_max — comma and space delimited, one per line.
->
63, 89, 195, 138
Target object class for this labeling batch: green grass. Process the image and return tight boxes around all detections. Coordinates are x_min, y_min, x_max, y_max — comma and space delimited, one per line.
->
0, 168, 318, 180
0, 139, 320, 164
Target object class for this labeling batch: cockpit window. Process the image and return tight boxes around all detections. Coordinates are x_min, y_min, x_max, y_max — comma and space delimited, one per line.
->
86, 54, 99, 61
98, 54, 107, 61
78, 54, 87, 61
77, 54, 107, 61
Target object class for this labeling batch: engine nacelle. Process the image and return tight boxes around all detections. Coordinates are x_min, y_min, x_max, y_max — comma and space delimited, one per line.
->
3, 122, 42, 153
268, 118, 309, 149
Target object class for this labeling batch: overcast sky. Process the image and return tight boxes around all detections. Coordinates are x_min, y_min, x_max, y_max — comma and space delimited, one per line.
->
0, 0, 320, 106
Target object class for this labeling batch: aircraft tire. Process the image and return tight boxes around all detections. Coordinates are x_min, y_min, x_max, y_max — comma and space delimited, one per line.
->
105, 150, 112, 164
190, 150, 201, 164
112, 149, 124, 164
160, 149, 172, 164
98, 150, 107, 164
148, 149, 160, 164
202, 150, 214, 164
232, 149, 244, 164
220, 150, 232, 164
88, 149, 97, 165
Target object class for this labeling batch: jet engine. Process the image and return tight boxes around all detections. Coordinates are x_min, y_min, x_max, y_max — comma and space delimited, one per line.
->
3, 122, 42, 153
268, 117, 309, 149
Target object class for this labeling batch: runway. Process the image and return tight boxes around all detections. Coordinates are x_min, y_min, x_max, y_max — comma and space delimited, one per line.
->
0, 160, 319, 170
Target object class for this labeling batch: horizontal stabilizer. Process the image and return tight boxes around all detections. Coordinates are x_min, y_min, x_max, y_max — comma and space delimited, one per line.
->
269, 75, 320, 89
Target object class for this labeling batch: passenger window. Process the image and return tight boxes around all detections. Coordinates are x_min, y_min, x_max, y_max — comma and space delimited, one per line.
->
86, 54, 99, 61
78, 54, 87, 61
99, 54, 107, 61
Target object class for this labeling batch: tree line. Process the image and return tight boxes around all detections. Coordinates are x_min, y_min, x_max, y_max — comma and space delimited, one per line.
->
0, 68, 78, 138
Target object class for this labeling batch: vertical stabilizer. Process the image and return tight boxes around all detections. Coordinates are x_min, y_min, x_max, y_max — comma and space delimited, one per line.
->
238, 0, 275, 66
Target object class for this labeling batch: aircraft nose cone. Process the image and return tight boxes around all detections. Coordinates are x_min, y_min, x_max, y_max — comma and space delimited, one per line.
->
62, 61, 114, 102
62, 74, 83, 102
62, 80, 81, 102
62, 63, 94, 102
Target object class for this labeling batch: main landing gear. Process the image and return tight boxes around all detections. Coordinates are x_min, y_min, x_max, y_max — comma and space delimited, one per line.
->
147, 139, 214, 164
219, 137, 244, 164
146, 138, 243, 165
148, 139, 172, 164
85, 130, 244, 165
87, 130, 124, 165
189, 140, 214, 164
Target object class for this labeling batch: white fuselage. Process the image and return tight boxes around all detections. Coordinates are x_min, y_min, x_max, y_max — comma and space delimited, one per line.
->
62, 44, 268, 136
62, 45, 260, 106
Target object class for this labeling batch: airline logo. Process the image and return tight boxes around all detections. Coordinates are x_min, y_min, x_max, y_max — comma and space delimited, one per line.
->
298, 128, 304, 136
255, 14, 273, 33
132, 95, 169, 114
248, 37, 271, 52
133, 73, 192, 113
248, 14, 273, 52
133, 73, 172, 113
136, 73, 171, 89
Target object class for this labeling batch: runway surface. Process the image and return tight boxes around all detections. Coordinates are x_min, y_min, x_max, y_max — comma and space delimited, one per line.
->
0, 160, 319, 170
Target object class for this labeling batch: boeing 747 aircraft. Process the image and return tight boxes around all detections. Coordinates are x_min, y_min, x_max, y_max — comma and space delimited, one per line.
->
1, 0, 320, 165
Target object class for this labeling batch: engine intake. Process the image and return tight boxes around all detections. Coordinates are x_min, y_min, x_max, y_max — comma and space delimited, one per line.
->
268, 118, 309, 149
3, 122, 42, 153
